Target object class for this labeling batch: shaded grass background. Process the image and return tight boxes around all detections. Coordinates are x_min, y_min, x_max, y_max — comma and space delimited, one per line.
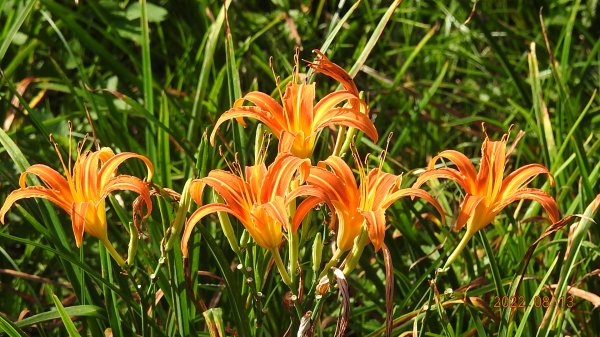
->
0, 0, 598, 336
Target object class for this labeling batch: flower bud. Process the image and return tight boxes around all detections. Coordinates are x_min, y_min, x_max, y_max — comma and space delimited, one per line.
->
165, 178, 192, 251
126, 221, 138, 265
215, 193, 240, 254
311, 232, 323, 274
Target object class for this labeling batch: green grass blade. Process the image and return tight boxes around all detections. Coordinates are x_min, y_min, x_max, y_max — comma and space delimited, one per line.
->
390, 22, 438, 88
0, 128, 31, 172
100, 246, 124, 337
224, 9, 247, 163
15, 305, 104, 328
197, 225, 251, 337
538, 195, 600, 337
187, 0, 231, 143
311, 0, 361, 73
0, 315, 27, 337
348, 0, 402, 77
51, 294, 83, 337
514, 256, 559, 337
139, 0, 154, 115
0, 0, 36, 63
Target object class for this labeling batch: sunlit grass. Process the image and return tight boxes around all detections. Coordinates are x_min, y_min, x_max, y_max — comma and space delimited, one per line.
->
0, 1, 598, 336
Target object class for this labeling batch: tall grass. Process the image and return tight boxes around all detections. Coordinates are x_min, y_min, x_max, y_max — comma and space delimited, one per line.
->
1, 0, 598, 336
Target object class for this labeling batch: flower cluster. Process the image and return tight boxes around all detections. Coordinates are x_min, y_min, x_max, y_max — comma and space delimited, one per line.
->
0, 50, 561, 332
181, 51, 446, 278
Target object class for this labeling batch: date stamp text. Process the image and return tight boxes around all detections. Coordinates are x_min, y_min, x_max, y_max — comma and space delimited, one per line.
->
493, 295, 574, 309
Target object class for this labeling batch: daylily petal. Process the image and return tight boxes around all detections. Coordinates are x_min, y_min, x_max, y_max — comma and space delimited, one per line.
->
202, 170, 248, 207
308, 50, 359, 96
477, 138, 506, 198
429, 150, 478, 192
246, 164, 268, 200
75, 148, 116, 200
97, 147, 116, 162
314, 108, 378, 143
383, 187, 445, 225
284, 82, 315, 132
181, 203, 235, 257
455, 195, 485, 231
292, 181, 338, 228
361, 209, 386, 252
71, 201, 90, 247
261, 154, 310, 202
278, 131, 301, 156
313, 91, 361, 122
210, 107, 283, 146
101, 175, 153, 218
19, 164, 72, 199
332, 200, 362, 252
320, 156, 358, 193
0, 186, 71, 223
412, 168, 470, 191
500, 164, 554, 198
306, 166, 352, 206
189, 179, 206, 206
292, 195, 333, 232
234, 92, 284, 119
493, 188, 560, 224
249, 204, 283, 249
366, 169, 398, 209
260, 196, 289, 231
98, 152, 154, 189
80, 150, 105, 200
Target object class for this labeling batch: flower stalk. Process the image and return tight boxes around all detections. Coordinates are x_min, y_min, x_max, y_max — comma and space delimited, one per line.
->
443, 228, 474, 270
342, 223, 369, 275
318, 248, 344, 280
101, 237, 126, 267
272, 248, 292, 289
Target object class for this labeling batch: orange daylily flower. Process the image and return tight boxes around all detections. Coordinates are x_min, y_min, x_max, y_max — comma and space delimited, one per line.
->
292, 154, 444, 252
209, 50, 378, 158
0, 137, 154, 266
181, 153, 311, 256
413, 131, 560, 267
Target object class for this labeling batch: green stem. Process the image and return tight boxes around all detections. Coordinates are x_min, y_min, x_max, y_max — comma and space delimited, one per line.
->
342, 224, 369, 275
318, 249, 344, 280
101, 238, 126, 267
288, 230, 298, 286
332, 126, 347, 157
271, 248, 292, 289
339, 127, 358, 157
443, 230, 474, 270
288, 199, 298, 287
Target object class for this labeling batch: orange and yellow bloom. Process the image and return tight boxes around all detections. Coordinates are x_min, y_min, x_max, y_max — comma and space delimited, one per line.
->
181, 153, 311, 256
0, 138, 154, 266
414, 131, 560, 267
209, 50, 378, 158
293, 154, 444, 253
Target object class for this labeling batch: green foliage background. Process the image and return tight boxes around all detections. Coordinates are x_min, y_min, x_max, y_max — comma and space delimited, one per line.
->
0, 0, 598, 336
